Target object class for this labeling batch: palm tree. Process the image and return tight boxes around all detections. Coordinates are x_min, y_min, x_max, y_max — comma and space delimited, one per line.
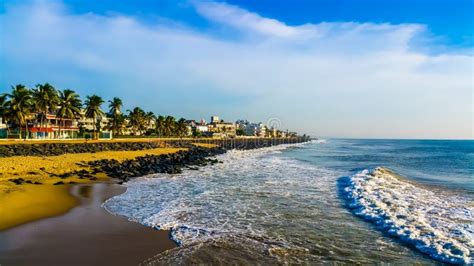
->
32, 83, 59, 138
155, 115, 165, 137
84, 95, 105, 139
0, 94, 7, 138
176, 118, 188, 137
113, 113, 127, 135
127, 107, 146, 135
144, 111, 156, 135
57, 89, 82, 138
163, 115, 176, 137
108, 97, 122, 137
0, 94, 7, 123
3, 85, 33, 139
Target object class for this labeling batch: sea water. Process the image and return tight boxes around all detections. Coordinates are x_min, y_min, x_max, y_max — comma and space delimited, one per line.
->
104, 139, 473, 264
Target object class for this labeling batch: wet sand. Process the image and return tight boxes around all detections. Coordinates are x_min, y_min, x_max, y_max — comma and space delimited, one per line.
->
0, 183, 176, 265
0, 147, 184, 230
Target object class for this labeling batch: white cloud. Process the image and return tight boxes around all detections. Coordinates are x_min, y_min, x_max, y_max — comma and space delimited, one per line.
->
193, 1, 305, 37
1, 0, 472, 139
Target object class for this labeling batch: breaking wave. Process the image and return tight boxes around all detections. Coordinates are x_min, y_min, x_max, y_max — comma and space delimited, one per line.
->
340, 167, 473, 264
103, 142, 322, 263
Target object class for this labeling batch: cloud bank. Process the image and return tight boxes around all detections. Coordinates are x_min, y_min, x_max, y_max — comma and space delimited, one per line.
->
1, 0, 472, 138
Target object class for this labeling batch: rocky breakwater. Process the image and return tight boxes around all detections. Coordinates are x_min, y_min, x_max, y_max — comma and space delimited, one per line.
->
87, 137, 310, 183
190, 136, 310, 150
0, 141, 166, 157
88, 147, 226, 182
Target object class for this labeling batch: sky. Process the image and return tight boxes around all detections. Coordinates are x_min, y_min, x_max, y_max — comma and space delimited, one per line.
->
0, 0, 473, 139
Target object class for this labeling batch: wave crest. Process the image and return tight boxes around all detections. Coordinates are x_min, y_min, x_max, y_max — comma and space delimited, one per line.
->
341, 167, 473, 264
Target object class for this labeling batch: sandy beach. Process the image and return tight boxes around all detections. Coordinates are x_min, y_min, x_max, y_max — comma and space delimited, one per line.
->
0, 145, 184, 230
0, 183, 176, 265
0, 138, 308, 264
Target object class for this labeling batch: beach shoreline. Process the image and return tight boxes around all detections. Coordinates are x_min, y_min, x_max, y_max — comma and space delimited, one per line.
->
0, 183, 177, 266
0, 145, 186, 230
0, 137, 308, 231
0, 137, 310, 264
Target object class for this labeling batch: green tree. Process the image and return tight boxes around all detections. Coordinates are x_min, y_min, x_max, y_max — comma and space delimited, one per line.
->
57, 89, 82, 138
0, 94, 7, 123
84, 95, 105, 139
108, 97, 123, 137
32, 83, 59, 138
3, 85, 33, 139
145, 111, 155, 128
155, 115, 165, 137
176, 118, 188, 137
113, 113, 127, 135
163, 115, 176, 137
127, 107, 146, 135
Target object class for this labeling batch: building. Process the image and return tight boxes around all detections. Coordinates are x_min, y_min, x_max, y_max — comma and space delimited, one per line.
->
245, 122, 266, 137
209, 123, 236, 137
210, 116, 220, 124
185, 120, 197, 127
29, 113, 80, 139
0, 118, 7, 138
0, 112, 83, 139
236, 119, 266, 137
195, 125, 209, 133
208, 116, 236, 137
78, 113, 112, 139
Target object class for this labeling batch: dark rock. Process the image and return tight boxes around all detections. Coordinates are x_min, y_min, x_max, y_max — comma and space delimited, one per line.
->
9, 178, 25, 185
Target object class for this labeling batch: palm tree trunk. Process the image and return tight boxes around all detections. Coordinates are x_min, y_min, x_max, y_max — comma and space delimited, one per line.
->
25, 119, 29, 140
93, 114, 97, 140
19, 123, 22, 140
113, 114, 117, 138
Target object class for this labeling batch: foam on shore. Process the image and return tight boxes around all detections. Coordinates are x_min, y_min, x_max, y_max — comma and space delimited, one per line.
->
341, 167, 473, 264
103, 142, 320, 263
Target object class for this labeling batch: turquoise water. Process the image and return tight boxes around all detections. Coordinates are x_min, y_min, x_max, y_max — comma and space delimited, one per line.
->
105, 139, 473, 264
289, 139, 474, 192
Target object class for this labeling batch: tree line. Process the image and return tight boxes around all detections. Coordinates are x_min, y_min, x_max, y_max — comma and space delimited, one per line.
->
0, 83, 189, 139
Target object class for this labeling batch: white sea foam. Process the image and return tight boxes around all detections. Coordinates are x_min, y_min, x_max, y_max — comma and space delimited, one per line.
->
103, 143, 318, 245
103, 140, 456, 264
342, 167, 474, 264
103, 142, 339, 263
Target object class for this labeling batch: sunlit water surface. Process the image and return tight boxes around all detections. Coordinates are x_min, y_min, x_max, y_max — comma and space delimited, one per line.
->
105, 139, 473, 264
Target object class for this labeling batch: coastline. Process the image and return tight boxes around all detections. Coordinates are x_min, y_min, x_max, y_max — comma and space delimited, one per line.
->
0, 137, 310, 264
1, 137, 307, 230
0, 183, 177, 265
0, 146, 185, 230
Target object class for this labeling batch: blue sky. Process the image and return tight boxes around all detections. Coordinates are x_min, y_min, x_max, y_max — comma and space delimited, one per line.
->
1, 0, 473, 138
58, 0, 474, 47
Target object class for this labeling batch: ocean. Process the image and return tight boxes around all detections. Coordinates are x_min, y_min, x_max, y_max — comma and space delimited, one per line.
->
104, 139, 473, 264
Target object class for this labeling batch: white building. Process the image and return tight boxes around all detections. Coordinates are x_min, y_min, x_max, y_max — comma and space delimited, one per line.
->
195, 125, 209, 133
244, 122, 266, 137
78, 111, 112, 139
236, 119, 266, 137
0, 118, 6, 138
211, 116, 220, 124
0, 118, 6, 129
